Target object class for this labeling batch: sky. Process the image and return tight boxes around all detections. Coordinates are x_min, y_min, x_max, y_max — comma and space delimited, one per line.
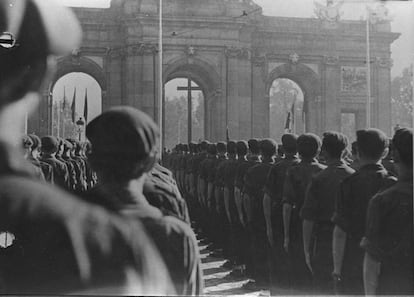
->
55, 0, 413, 122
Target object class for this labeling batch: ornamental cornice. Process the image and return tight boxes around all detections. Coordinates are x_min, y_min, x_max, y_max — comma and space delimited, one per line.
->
323, 55, 339, 65
224, 46, 251, 60
107, 43, 158, 58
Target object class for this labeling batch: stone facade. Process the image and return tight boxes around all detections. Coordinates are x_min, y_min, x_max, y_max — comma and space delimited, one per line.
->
29, 0, 400, 140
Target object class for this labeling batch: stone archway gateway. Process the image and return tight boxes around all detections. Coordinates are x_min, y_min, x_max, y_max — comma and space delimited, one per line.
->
29, 0, 399, 139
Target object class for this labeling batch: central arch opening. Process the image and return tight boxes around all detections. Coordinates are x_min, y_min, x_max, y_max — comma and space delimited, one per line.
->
269, 78, 305, 141
164, 78, 205, 149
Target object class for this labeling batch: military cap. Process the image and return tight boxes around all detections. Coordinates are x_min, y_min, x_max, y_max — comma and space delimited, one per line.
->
281, 133, 298, 153
86, 106, 159, 161
356, 128, 388, 160
227, 141, 237, 154
248, 138, 260, 154
260, 138, 277, 156
41, 136, 58, 153
297, 133, 321, 159
392, 127, 412, 167
22, 135, 33, 149
321, 131, 348, 158
236, 140, 248, 156
217, 141, 227, 153
208, 143, 217, 155
28, 134, 41, 150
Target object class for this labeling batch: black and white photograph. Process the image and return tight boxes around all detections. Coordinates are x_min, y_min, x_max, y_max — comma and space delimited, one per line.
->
0, 0, 412, 295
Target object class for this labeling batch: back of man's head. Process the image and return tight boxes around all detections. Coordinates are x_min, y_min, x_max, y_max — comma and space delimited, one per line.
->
260, 138, 277, 157
392, 128, 412, 168
236, 140, 248, 157
248, 138, 260, 155
217, 142, 227, 154
41, 136, 58, 154
227, 141, 237, 155
86, 106, 159, 182
281, 133, 298, 154
297, 133, 321, 160
208, 143, 217, 155
321, 131, 348, 159
356, 128, 388, 161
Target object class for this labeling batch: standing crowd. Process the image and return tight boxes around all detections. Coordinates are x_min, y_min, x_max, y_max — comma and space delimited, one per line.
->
163, 127, 413, 295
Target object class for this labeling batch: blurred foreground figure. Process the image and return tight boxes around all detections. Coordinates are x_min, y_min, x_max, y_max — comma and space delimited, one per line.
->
0, 0, 173, 294
84, 107, 203, 295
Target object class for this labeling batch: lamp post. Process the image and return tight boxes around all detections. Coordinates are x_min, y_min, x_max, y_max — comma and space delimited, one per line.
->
76, 117, 85, 142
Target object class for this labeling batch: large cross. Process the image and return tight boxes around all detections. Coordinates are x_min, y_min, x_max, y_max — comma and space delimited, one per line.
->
177, 78, 202, 143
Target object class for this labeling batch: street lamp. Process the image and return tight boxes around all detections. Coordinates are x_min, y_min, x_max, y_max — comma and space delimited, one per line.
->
76, 117, 85, 142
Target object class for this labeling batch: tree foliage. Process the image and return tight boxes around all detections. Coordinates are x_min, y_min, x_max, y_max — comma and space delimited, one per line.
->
391, 66, 413, 129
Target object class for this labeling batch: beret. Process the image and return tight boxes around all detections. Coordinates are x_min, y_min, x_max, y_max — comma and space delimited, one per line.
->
217, 141, 227, 153
86, 106, 159, 161
260, 138, 277, 155
227, 141, 237, 154
41, 136, 58, 152
281, 133, 298, 150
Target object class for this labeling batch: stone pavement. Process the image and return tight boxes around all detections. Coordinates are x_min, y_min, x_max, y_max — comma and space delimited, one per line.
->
198, 234, 308, 296
198, 236, 270, 296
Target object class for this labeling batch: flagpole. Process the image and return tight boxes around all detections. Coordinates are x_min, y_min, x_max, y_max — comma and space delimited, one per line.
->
158, 0, 163, 155
366, 9, 371, 128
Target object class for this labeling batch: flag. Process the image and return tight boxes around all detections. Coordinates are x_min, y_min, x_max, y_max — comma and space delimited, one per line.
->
62, 86, 67, 110
226, 126, 230, 142
284, 111, 291, 131
71, 87, 76, 123
291, 94, 296, 127
83, 88, 88, 123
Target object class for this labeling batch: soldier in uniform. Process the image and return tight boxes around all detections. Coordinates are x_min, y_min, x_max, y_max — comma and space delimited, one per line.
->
332, 129, 396, 295
40, 136, 70, 190
282, 133, 326, 289
221, 141, 240, 266
84, 106, 203, 295
263, 133, 299, 291
361, 128, 413, 295
243, 139, 277, 287
0, 0, 174, 294
56, 138, 76, 191
27, 134, 54, 183
234, 139, 260, 278
300, 131, 355, 293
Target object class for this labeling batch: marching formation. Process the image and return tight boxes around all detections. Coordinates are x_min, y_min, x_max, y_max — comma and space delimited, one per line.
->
163, 129, 413, 295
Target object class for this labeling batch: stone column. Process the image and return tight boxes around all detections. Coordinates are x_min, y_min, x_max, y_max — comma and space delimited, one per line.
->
322, 56, 341, 134
375, 57, 393, 136
224, 47, 251, 141
251, 56, 267, 138
105, 48, 124, 110
138, 44, 158, 120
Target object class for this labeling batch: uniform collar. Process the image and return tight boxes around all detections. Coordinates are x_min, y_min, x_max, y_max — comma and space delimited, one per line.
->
0, 141, 38, 178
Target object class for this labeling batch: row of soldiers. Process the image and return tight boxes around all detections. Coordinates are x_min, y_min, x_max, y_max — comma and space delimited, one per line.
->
22, 134, 96, 192
0, 0, 202, 295
164, 128, 413, 295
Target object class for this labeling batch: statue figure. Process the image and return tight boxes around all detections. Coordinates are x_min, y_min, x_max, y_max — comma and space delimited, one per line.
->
314, 0, 344, 22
